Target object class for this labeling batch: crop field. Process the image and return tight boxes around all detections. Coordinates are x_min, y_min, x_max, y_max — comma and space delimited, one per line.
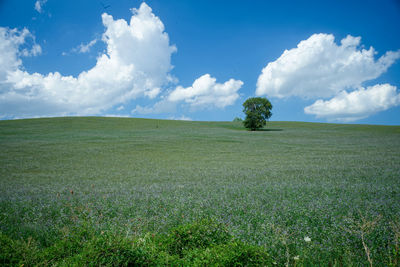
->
1, 117, 400, 265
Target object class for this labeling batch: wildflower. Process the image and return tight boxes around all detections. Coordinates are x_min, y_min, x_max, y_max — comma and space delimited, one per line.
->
304, 236, 311, 242
293, 255, 300, 261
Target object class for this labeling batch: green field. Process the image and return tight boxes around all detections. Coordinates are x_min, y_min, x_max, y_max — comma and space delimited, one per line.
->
1, 117, 400, 265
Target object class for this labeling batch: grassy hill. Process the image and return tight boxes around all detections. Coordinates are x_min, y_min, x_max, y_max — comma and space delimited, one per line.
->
1, 117, 400, 265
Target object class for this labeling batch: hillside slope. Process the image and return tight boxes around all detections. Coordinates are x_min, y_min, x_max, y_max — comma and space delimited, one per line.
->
1, 117, 400, 265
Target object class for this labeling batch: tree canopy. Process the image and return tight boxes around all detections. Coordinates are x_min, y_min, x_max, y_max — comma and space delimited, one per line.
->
242, 97, 272, 131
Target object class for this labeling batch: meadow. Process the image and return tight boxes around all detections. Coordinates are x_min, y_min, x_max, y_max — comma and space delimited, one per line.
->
0, 117, 400, 266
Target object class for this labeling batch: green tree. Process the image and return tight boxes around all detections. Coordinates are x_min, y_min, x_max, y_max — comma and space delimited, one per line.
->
242, 97, 272, 131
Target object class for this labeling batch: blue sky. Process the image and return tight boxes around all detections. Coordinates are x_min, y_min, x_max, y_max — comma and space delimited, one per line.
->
0, 0, 399, 124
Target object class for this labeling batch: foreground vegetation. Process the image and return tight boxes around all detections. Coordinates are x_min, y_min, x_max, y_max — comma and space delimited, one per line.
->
1, 117, 400, 265
1, 219, 274, 266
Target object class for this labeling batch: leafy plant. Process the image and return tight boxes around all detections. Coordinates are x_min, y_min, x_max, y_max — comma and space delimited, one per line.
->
0, 220, 273, 266
185, 241, 272, 266
163, 219, 232, 256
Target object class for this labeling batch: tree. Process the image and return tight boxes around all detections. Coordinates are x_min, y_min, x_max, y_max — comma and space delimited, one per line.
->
242, 97, 272, 131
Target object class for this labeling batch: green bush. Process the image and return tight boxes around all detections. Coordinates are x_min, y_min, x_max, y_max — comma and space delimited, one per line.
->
0, 220, 273, 266
61, 233, 156, 266
185, 241, 272, 266
163, 219, 232, 256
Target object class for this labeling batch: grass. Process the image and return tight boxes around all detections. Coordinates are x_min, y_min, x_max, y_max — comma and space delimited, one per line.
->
0, 117, 400, 265
0, 219, 273, 266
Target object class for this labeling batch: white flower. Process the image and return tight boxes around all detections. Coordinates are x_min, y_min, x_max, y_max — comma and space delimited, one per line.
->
304, 236, 311, 242
293, 255, 300, 261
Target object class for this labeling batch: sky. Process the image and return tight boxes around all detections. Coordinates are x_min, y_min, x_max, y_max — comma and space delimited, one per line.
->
0, 0, 400, 124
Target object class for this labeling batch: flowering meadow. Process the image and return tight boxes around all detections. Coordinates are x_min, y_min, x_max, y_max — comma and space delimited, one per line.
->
1, 117, 399, 265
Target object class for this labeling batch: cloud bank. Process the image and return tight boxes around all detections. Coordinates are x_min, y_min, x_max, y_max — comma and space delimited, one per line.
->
304, 84, 400, 122
0, 3, 176, 118
1, 3, 242, 119
256, 33, 400, 121
133, 73, 243, 115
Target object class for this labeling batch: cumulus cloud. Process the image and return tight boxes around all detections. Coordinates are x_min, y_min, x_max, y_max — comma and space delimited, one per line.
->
256, 33, 400, 122
133, 74, 243, 115
34, 0, 47, 13
0, 28, 41, 82
168, 74, 243, 109
0, 3, 177, 118
304, 84, 400, 122
256, 33, 400, 99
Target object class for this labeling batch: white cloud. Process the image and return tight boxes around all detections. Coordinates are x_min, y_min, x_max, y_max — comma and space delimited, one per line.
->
63, 39, 98, 56
133, 99, 177, 114
21, 44, 42, 57
256, 33, 400, 99
304, 84, 400, 122
34, 0, 47, 13
74, 39, 98, 54
0, 3, 177, 118
0, 27, 41, 82
168, 74, 243, 109
133, 74, 243, 115
104, 114, 130, 118
168, 115, 192, 121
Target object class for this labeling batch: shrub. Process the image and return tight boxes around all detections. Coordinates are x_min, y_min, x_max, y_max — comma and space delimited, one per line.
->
61, 233, 157, 266
0, 220, 273, 266
185, 241, 272, 266
163, 219, 232, 257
